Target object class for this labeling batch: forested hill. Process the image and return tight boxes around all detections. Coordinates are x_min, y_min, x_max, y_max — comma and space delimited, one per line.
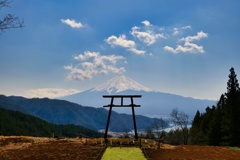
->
0, 94, 159, 132
0, 107, 103, 137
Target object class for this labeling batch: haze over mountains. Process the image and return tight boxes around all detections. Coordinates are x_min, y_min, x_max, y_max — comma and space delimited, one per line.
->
60, 75, 216, 118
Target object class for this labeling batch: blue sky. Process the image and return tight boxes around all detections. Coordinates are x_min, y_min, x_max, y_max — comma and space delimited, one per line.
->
0, 0, 240, 100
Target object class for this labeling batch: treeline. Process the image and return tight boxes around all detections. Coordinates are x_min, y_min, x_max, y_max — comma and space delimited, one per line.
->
0, 107, 103, 138
190, 67, 240, 146
140, 67, 240, 146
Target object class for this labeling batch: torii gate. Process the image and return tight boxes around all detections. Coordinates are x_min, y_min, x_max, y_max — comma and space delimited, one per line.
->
103, 95, 142, 140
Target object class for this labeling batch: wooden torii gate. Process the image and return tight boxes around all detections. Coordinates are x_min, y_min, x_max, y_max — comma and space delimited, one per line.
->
103, 95, 142, 140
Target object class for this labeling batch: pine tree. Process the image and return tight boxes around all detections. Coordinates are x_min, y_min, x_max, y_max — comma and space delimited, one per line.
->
202, 107, 215, 135
190, 107, 216, 145
224, 67, 240, 145
227, 67, 240, 93
190, 110, 205, 144
192, 110, 201, 127
208, 94, 225, 145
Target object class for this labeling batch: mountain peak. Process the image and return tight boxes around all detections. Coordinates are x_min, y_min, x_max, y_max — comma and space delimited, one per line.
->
91, 75, 153, 94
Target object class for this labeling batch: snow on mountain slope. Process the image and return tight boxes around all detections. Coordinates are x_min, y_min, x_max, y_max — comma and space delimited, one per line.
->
91, 75, 153, 94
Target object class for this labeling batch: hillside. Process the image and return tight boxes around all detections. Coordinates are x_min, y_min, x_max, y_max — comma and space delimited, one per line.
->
0, 107, 103, 137
0, 95, 159, 132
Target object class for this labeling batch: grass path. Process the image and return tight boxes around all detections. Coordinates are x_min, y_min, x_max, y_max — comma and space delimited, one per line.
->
101, 147, 147, 160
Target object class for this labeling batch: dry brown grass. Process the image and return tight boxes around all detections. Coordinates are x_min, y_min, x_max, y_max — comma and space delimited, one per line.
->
144, 144, 240, 160
0, 136, 105, 160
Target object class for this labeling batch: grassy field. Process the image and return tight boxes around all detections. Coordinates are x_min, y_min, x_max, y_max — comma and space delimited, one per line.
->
101, 147, 147, 160
229, 147, 240, 151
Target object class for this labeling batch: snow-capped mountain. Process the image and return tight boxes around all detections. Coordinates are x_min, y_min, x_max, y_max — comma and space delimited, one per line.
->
60, 75, 216, 118
91, 75, 153, 94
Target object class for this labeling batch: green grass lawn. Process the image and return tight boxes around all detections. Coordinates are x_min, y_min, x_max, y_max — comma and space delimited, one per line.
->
229, 147, 240, 151
101, 147, 147, 160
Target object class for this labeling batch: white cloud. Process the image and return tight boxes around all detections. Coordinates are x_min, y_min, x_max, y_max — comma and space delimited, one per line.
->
65, 51, 126, 81
164, 42, 205, 54
25, 88, 80, 98
164, 31, 208, 54
172, 26, 192, 36
131, 26, 165, 46
61, 19, 84, 28
129, 48, 146, 55
105, 34, 135, 48
181, 31, 208, 42
173, 28, 179, 36
182, 25, 192, 30
74, 51, 99, 61
104, 20, 206, 56
163, 46, 176, 53
104, 20, 207, 55
105, 34, 145, 55
142, 20, 151, 27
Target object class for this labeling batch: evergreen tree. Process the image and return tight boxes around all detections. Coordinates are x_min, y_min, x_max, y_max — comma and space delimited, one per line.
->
202, 107, 215, 136
227, 67, 240, 93
192, 110, 201, 128
225, 67, 240, 145
208, 94, 225, 145
190, 106, 216, 145
190, 110, 205, 144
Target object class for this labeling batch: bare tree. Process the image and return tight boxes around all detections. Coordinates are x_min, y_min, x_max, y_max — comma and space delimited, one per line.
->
170, 108, 189, 144
145, 126, 155, 139
0, 0, 24, 34
151, 118, 168, 148
152, 118, 167, 139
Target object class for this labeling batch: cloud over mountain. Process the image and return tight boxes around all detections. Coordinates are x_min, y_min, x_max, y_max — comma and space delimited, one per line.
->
64, 51, 126, 81
25, 88, 80, 98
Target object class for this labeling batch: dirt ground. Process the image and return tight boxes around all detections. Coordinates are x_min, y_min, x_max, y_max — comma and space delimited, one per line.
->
144, 144, 240, 160
1, 136, 240, 160
0, 136, 105, 160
